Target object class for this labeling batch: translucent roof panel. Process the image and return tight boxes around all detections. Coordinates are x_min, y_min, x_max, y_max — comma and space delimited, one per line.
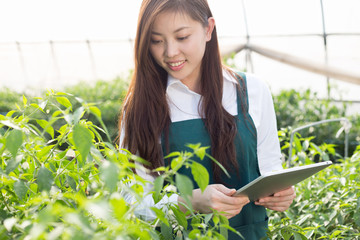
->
244, 0, 324, 36
0, 0, 359, 105
324, 0, 360, 33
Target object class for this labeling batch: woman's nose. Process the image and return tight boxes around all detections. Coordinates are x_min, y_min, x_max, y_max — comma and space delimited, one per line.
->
165, 41, 180, 58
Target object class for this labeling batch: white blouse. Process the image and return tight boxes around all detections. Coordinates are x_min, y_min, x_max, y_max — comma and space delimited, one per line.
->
120, 70, 283, 221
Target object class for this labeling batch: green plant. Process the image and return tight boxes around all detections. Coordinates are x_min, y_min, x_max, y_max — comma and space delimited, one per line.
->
0, 91, 238, 239
267, 138, 360, 239
0, 88, 23, 114
63, 76, 129, 142
2, 78, 360, 239
278, 128, 341, 165
273, 88, 359, 158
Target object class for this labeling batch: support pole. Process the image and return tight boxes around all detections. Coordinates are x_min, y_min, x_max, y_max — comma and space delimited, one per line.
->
49, 40, 60, 84
320, 0, 331, 99
86, 40, 98, 81
16, 41, 28, 87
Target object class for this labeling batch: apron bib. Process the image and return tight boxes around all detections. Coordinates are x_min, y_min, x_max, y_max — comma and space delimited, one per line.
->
162, 73, 268, 239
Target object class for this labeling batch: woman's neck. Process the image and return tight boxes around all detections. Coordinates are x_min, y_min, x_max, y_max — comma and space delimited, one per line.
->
181, 78, 202, 94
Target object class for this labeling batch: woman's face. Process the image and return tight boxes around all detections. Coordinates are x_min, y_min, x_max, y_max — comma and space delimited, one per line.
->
149, 11, 214, 87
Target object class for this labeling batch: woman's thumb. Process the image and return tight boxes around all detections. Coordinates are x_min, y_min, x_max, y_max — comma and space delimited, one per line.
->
215, 184, 236, 196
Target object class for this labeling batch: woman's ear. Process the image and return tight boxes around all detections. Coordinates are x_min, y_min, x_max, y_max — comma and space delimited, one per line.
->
205, 17, 215, 41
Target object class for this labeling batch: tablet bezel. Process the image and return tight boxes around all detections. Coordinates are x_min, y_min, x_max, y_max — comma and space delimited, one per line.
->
232, 161, 333, 201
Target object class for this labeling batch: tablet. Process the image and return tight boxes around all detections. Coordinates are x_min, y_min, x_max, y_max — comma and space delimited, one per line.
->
232, 161, 332, 201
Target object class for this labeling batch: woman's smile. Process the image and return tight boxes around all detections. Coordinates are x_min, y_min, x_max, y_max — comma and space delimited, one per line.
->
167, 60, 186, 71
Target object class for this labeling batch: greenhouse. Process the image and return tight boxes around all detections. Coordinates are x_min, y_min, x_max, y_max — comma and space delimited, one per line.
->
0, 0, 359, 239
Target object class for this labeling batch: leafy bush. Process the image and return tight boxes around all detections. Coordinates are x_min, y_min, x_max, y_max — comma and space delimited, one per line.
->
63, 77, 129, 141
267, 144, 360, 239
0, 91, 238, 239
1, 77, 360, 239
1, 77, 359, 154
0, 89, 23, 114
273, 89, 360, 158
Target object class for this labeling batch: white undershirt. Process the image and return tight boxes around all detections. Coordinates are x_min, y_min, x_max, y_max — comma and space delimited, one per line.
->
120, 69, 283, 221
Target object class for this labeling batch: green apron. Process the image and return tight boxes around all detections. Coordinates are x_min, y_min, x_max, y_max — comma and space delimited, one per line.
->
162, 73, 268, 239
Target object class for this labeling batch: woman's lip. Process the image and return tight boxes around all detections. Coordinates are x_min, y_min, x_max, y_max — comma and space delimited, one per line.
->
167, 60, 186, 71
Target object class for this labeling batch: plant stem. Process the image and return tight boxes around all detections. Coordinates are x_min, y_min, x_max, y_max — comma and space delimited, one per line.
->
0, 189, 11, 212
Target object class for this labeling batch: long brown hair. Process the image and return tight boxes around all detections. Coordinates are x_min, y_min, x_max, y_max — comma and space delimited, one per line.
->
120, 0, 247, 182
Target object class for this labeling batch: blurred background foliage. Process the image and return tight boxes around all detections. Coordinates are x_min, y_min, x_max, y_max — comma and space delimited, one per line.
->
1, 74, 358, 156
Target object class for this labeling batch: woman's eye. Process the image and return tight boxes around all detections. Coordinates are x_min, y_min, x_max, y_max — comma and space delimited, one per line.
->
178, 36, 189, 41
151, 39, 162, 44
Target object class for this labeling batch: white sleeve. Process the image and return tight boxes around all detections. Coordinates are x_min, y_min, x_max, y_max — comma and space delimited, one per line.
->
246, 74, 283, 175
119, 118, 179, 222
121, 165, 179, 222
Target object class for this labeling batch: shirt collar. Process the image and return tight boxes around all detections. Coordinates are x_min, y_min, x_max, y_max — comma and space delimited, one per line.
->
166, 68, 238, 93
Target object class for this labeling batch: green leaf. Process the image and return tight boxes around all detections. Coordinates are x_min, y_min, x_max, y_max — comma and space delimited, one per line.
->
280, 228, 292, 240
219, 224, 228, 239
176, 173, 193, 206
30, 103, 45, 113
171, 206, 188, 229
64, 107, 84, 125
310, 142, 322, 155
194, 146, 208, 160
72, 107, 85, 124
36, 119, 54, 138
37, 145, 54, 159
38, 100, 48, 110
204, 213, 213, 225
206, 154, 230, 178
213, 214, 219, 225
302, 140, 309, 151
294, 232, 308, 240
6, 129, 23, 157
187, 143, 201, 150
73, 124, 93, 162
100, 161, 119, 192
6, 158, 21, 174
191, 161, 209, 192
110, 196, 128, 221
14, 180, 28, 201
171, 156, 184, 172
153, 175, 164, 204
0, 209, 9, 221
305, 229, 315, 238
5, 111, 15, 118
354, 210, 360, 227
89, 106, 101, 119
22, 95, 27, 106
66, 175, 77, 191
55, 92, 70, 96
187, 144, 209, 160
330, 230, 342, 238
321, 152, 329, 161
160, 221, 172, 239
56, 97, 72, 110
37, 167, 54, 192
164, 151, 180, 159
0, 120, 21, 130
219, 214, 229, 225
188, 229, 201, 239
150, 207, 169, 227
36, 119, 47, 129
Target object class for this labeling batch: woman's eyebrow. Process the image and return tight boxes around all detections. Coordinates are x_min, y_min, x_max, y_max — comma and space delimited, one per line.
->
151, 26, 191, 35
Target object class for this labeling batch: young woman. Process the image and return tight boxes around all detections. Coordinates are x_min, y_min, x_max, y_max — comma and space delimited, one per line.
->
119, 0, 296, 238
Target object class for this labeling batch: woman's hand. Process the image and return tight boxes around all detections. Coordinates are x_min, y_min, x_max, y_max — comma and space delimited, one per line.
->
254, 186, 296, 212
178, 184, 250, 219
